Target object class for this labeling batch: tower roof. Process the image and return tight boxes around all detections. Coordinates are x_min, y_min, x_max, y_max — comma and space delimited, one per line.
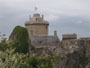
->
25, 13, 49, 26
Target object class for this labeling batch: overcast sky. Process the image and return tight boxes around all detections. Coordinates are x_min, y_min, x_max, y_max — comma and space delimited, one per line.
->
0, 0, 90, 39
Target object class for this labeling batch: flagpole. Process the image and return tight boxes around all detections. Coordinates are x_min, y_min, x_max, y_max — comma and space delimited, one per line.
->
35, 7, 38, 14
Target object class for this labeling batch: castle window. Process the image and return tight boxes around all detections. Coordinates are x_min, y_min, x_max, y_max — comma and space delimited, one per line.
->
66, 42, 69, 45
31, 30, 33, 35
36, 18, 39, 22
36, 18, 38, 21
39, 41, 42, 44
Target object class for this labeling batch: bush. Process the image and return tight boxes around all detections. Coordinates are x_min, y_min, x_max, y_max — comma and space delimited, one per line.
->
0, 48, 54, 68
9, 26, 29, 54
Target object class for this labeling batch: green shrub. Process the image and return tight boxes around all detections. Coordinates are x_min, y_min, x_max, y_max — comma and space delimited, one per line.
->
80, 55, 89, 67
0, 48, 54, 68
9, 26, 29, 54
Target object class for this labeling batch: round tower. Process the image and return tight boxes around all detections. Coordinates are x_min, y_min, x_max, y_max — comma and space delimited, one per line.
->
25, 13, 49, 37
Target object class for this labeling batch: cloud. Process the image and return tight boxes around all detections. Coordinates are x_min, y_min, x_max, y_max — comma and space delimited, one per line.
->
49, 16, 90, 39
0, 0, 90, 39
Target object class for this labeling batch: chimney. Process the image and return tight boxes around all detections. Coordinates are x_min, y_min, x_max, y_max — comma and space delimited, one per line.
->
54, 30, 57, 36
42, 15, 44, 19
54, 30, 59, 43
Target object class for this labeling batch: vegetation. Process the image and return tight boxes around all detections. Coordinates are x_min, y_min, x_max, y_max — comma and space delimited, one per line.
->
80, 55, 89, 68
0, 49, 53, 68
0, 26, 56, 68
0, 39, 55, 68
0, 25, 89, 68
9, 26, 29, 54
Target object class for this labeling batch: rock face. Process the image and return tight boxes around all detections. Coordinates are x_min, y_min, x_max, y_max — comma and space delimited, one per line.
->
62, 52, 82, 68
54, 51, 81, 68
54, 40, 90, 68
31, 39, 90, 68
28, 39, 90, 68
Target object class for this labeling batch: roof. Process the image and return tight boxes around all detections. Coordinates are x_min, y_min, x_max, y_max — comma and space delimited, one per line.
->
62, 33, 77, 39
80, 37, 90, 40
31, 35, 60, 45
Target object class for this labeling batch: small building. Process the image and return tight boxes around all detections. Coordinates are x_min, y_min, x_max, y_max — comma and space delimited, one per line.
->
61, 33, 78, 52
62, 33, 77, 48
62, 33, 77, 40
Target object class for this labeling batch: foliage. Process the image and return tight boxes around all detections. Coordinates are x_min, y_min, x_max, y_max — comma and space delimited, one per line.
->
80, 55, 89, 67
0, 43, 8, 51
0, 26, 61, 68
9, 26, 29, 54
0, 41, 55, 68
0, 48, 54, 68
0, 48, 30, 68
38, 57, 53, 68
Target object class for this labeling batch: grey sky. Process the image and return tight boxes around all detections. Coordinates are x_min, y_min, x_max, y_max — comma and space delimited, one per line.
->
0, 0, 90, 39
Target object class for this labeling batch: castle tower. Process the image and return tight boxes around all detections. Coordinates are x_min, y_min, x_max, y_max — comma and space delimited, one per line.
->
25, 13, 49, 38
25, 11, 60, 54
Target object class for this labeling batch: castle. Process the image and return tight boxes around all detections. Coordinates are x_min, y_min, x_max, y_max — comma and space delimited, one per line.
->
7, 9, 90, 68
25, 12, 90, 57
25, 13, 60, 55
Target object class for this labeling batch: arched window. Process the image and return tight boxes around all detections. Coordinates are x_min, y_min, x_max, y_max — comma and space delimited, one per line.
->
36, 18, 38, 22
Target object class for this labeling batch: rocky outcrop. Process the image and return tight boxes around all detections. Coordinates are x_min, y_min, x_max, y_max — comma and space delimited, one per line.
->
54, 40, 90, 68
31, 40, 90, 68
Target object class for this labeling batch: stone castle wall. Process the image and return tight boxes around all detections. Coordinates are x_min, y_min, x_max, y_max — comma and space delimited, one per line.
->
26, 24, 48, 37
25, 13, 49, 38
